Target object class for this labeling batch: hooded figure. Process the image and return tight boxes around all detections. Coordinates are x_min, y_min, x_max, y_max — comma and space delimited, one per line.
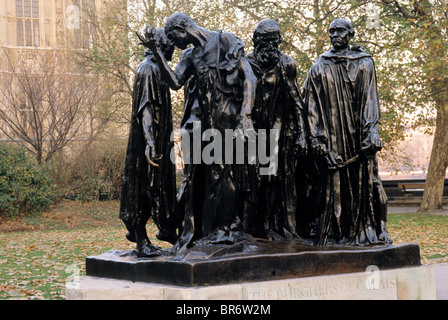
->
302, 19, 391, 246
120, 28, 178, 257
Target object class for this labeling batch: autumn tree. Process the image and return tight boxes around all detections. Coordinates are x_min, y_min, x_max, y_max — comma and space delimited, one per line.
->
373, 0, 448, 212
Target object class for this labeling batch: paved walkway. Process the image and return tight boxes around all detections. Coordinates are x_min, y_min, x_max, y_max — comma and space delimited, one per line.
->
388, 205, 448, 299
434, 263, 448, 300
388, 206, 448, 215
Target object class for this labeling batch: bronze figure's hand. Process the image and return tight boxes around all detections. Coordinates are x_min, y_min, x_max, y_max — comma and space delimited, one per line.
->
295, 133, 308, 157
311, 139, 328, 157
136, 26, 159, 53
238, 115, 256, 134
360, 134, 383, 159
145, 141, 162, 167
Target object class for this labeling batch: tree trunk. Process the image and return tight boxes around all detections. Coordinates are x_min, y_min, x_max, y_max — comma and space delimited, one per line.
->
419, 104, 448, 212
36, 148, 43, 165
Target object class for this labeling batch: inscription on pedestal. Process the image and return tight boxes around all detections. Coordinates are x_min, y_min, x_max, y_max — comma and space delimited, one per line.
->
245, 270, 397, 300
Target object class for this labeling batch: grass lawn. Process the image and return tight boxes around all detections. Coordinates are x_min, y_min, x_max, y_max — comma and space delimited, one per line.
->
0, 201, 447, 300
387, 213, 448, 263
0, 200, 168, 300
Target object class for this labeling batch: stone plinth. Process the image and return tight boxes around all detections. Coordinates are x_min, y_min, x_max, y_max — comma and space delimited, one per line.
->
66, 265, 436, 300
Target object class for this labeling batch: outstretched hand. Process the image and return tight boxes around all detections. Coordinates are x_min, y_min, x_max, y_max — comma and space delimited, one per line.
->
136, 26, 158, 53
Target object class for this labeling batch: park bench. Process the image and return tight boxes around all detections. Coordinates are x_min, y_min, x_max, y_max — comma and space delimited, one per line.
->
397, 182, 426, 194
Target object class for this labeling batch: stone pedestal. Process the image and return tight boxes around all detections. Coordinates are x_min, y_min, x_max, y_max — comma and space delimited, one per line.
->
68, 242, 435, 300
66, 265, 436, 300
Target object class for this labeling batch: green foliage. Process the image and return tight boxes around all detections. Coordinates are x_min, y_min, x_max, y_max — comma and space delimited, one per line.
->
0, 143, 54, 216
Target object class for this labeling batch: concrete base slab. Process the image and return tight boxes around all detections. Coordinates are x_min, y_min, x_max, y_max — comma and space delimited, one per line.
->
66, 265, 436, 300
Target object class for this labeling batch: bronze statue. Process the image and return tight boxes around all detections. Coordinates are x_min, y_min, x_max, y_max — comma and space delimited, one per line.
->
77, 14, 430, 292
302, 18, 391, 245
243, 19, 307, 240
121, 14, 392, 257
120, 28, 178, 257
80, 15, 427, 290
140, 12, 257, 253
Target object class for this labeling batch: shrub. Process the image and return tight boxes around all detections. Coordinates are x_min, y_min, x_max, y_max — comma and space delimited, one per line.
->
50, 138, 127, 201
0, 143, 54, 216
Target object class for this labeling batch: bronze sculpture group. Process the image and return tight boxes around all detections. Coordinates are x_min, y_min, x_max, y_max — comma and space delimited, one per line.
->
120, 13, 392, 258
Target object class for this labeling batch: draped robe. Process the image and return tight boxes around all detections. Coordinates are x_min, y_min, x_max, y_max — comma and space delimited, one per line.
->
120, 53, 177, 243
174, 31, 251, 252
244, 51, 305, 240
302, 46, 388, 245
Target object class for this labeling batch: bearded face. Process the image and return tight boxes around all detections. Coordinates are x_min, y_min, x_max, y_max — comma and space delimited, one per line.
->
254, 32, 281, 67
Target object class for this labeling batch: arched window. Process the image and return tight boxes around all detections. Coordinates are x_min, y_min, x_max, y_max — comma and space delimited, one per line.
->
25, 20, 32, 46
33, 21, 40, 46
16, 20, 24, 46
16, 0, 40, 47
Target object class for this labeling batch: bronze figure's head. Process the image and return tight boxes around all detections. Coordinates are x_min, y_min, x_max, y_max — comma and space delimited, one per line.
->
329, 18, 355, 50
253, 19, 282, 66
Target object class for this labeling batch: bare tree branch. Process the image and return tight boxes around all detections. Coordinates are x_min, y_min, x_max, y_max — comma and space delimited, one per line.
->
0, 49, 111, 164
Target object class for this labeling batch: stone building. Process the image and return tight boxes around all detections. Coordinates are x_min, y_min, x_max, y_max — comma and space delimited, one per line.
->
0, 0, 115, 156
0, 0, 97, 49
